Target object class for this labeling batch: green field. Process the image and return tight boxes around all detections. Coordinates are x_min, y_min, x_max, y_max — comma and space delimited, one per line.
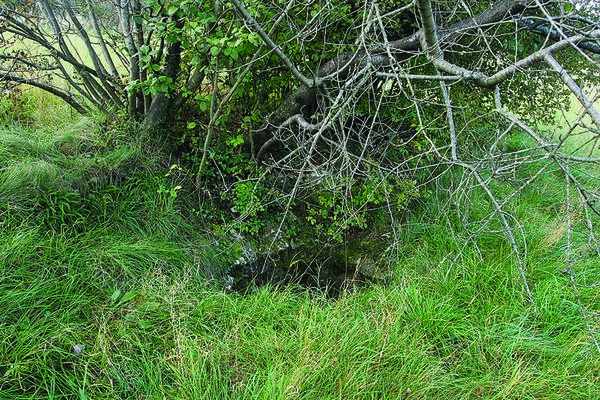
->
0, 91, 599, 399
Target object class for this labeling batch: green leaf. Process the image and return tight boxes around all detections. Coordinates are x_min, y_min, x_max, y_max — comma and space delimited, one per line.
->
187, 122, 197, 129
225, 134, 244, 147
138, 320, 153, 329
79, 388, 90, 400
117, 290, 141, 307
166, 5, 178, 16
110, 289, 121, 304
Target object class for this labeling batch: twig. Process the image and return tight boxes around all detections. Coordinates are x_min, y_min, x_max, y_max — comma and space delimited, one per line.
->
565, 171, 600, 353
231, 0, 316, 88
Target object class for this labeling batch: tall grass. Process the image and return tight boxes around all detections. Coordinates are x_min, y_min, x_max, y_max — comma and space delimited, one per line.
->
0, 96, 599, 398
1, 225, 598, 399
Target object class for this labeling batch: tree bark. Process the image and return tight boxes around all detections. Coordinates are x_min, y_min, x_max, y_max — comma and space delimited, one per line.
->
120, 0, 140, 117
143, 18, 185, 127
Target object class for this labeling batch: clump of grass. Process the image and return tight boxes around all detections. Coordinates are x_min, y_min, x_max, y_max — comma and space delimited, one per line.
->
2, 242, 598, 398
0, 91, 599, 398
1, 171, 599, 400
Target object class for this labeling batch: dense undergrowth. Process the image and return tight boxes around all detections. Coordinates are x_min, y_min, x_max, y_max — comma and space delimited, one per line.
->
0, 94, 599, 399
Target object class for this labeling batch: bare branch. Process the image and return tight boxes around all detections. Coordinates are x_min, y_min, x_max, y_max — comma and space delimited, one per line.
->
231, 0, 315, 88
0, 72, 88, 113
565, 171, 600, 353
545, 53, 600, 127
84, 0, 119, 78
119, 0, 140, 117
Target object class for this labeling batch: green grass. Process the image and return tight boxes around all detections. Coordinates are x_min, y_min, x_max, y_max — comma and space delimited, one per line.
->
0, 104, 599, 399
1, 229, 598, 399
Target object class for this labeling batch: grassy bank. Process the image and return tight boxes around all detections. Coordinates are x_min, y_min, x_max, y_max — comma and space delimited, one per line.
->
0, 99, 599, 399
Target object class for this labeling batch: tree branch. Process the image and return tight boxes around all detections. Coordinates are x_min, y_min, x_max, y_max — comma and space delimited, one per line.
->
545, 53, 600, 127
119, 0, 140, 117
267, 0, 533, 136
230, 0, 316, 88
0, 72, 88, 114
